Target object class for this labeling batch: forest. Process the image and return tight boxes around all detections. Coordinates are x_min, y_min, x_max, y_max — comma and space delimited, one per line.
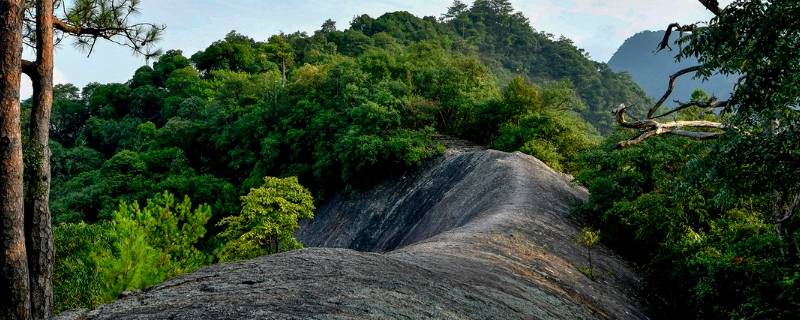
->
0, 0, 798, 319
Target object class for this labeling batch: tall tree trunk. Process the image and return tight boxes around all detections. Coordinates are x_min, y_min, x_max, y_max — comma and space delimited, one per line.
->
281, 60, 287, 83
0, 0, 31, 319
25, 0, 54, 318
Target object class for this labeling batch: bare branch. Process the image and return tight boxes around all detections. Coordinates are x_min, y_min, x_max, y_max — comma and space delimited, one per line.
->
52, 18, 80, 34
660, 120, 726, 130
612, 104, 726, 148
648, 65, 702, 119
617, 130, 659, 148
659, 23, 695, 51
612, 104, 646, 129
670, 130, 724, 139
653, 99, 728, 119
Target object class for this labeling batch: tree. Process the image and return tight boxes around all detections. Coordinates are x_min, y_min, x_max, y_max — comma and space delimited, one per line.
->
4, 1, 163, 318
442, 1, 469, 37
266, 34, 295, 83
576, 228, 600, 279
1, 1, 31, 319
191, 31, 265, 74
442, 0, 468, 21
216, 177, 314, 262
320, 18, 337, 33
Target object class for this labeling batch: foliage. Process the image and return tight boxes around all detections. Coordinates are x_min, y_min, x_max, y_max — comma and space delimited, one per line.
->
93, 192, 211, 301
679, 0, 800, 129
53, 192, 211, 311
575, 129, 800, 318
51, 147, 237, 223
53, 222, 110, 313
438, 0, 651, 132
488, 78, 601, 172
216, 177, 314, 262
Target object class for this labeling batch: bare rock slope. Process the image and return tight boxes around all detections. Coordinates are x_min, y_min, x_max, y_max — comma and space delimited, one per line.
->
59, 146, 648, 320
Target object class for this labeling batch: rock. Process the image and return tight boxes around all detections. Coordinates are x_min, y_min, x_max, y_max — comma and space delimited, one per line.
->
57, 147, 648, 320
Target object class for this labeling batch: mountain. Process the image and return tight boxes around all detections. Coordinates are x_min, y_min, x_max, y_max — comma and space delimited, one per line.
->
55, 143, 648, 320
608, 30, 737, 103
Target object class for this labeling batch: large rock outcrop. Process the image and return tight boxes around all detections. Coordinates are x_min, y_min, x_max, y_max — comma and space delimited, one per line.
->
57, 145, 648, 320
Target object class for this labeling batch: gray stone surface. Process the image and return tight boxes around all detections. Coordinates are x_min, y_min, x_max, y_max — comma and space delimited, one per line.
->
57, 147, 649, 320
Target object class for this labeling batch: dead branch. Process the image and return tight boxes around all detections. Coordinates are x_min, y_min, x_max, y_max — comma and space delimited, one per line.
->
659, 23, 695, 51
654, 98, 728, 119
648, 66, 702, 118
613, 103, 726, 148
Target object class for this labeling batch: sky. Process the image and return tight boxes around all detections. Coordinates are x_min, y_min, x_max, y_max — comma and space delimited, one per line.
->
21, 0, 730, 98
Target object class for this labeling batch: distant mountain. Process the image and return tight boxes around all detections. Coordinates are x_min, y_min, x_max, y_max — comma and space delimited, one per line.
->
608, 30, 737, 104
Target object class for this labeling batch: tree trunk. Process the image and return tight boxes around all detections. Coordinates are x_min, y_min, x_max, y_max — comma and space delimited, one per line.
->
0, 0, 31, 319
281, 60, 287, 83
25, 0, 54, 318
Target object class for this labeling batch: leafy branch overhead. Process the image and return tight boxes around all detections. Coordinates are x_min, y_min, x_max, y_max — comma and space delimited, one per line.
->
23, 0, 165, 58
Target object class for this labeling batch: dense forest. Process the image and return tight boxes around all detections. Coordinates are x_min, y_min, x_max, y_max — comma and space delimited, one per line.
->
0, 0, 797, 319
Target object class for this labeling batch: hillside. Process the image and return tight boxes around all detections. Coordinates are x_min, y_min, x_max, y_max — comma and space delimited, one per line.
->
55, 146, 648, 320
358, 7, 652, 133
608, 30, 737, 103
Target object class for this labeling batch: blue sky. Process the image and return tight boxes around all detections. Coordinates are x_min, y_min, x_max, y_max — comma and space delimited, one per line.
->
22, 0, 729, 98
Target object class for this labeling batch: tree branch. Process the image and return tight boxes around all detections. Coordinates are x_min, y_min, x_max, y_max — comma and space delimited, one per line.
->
613, 104, 726, 148
670, 129, 724, 139
698, 0, 722, 16
660, 120, 726, 130
648, 65, 702, 119
659, 23, 696, 51
617, 130, 659, 148
52, 18, 80, 34
653, 99, 728, 119
52, 16, 164, 57
21, 59, 36, 79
